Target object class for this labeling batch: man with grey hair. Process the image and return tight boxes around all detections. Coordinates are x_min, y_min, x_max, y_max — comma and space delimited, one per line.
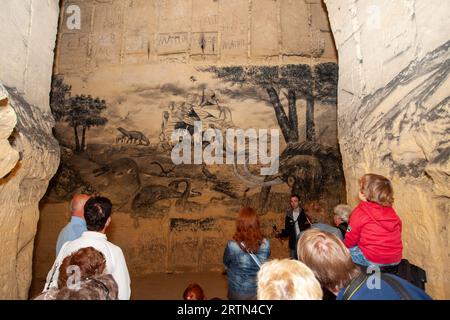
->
55, 194, 90, 256
333, 204, 353, 238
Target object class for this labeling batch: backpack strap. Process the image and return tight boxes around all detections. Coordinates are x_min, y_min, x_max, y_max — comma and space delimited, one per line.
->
240, 242, 262, 268
45, 261, 60, 291
343, 271, 414, 300
381, 273, 413, 300
247, 252, 262, 268
342, 273, 367, 300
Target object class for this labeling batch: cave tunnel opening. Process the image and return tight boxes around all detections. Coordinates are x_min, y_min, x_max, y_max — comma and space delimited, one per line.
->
29, 0, 347, 300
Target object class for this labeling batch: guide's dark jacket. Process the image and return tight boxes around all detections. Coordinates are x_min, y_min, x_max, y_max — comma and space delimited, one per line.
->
279, 207, 311, 250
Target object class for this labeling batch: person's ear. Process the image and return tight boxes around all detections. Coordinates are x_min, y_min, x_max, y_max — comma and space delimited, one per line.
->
358, 191, 367, 201
105, 216, 111, 228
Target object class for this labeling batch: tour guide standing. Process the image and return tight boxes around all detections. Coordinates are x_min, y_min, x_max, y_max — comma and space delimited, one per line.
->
275, 194, 311, 259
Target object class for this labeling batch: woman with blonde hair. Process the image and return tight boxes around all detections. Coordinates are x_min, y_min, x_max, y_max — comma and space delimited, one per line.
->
257, 259, 322, 300
223, 207, 270, 300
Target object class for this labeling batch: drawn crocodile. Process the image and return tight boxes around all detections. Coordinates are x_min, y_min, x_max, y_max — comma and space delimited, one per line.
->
117, 127, 150, 146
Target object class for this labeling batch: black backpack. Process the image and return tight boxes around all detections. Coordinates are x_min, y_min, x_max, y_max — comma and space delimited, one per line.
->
356, 259, 427, 291
396, 259, 427, 291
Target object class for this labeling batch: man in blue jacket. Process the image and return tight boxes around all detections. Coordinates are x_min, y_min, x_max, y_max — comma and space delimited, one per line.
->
55, 194, 90, 255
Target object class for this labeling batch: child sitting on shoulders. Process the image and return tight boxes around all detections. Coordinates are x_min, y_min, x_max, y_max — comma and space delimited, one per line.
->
344, 173, 402, 267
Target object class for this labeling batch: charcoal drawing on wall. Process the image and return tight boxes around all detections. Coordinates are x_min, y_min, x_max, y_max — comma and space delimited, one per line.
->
46, 63, 345, 221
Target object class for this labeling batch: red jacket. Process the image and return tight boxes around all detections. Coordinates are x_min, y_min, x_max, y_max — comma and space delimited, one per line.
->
344, 201, 402, 264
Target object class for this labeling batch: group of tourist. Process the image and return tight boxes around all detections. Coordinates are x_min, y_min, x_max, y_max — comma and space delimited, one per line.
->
222, 173, 432, 300
34, 196, 130, 300
32, 173, 432, 300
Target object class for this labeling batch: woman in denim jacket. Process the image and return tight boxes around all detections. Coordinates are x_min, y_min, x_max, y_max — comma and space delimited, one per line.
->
223, 207, 271, 300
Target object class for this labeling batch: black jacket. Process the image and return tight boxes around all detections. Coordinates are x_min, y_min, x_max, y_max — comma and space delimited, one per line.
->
279, 207, 311, 250
337, 222, 348, 239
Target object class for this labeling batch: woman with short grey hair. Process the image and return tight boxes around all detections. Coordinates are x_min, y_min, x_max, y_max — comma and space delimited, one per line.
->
333, 204, 353, 238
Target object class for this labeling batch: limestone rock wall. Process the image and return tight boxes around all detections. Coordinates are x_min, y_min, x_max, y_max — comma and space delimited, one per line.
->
54, 0, 336, 69
324, 0, 449, 299
0, 1, 60, 299
0, 86, 19, 178
0, 1, 59, 109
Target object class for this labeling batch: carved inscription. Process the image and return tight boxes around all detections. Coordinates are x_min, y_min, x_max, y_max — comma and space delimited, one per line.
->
58, 33, 89, 71
123, 1, 156, 64
91, 33, 121, 65
191, 32, 218, 55
157, 33, 189, 54
192, 0, 219, 32
220, 0, 248, 58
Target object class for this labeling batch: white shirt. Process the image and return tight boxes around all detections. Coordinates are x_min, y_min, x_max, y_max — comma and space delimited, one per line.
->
292, 208, 301, 238
44, 231, 131, 300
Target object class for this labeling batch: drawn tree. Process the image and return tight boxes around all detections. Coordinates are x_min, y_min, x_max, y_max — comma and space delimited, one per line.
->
203, 64, 338, 144
203, 64, 345, 212
68, 95, 108, 153
50, 75, 108, 153
50, 75, 72, 122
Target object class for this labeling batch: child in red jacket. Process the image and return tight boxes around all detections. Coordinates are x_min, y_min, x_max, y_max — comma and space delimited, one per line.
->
344, 174, 403, 267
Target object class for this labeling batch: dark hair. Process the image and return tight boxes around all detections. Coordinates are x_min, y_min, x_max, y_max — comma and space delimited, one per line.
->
84, 197, 112, 231
183, 283, 205, 300
359, 174, 394, 206
233, 207, 264, 253
290, 194, 301, 201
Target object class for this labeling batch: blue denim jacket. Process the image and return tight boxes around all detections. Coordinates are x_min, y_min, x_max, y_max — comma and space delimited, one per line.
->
223, 238, 270, 297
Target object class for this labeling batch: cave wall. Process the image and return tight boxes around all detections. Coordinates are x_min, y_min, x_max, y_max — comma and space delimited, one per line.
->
35, 0, 345, 280
0, 1, 60, 299
324, 0, 449, 299
0, 87, 19, 178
